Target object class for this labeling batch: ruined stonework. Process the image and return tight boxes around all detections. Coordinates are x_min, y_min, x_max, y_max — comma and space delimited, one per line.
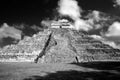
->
38, 28, 120, 63
0, 29, 52, 62
0, 28, 120, 63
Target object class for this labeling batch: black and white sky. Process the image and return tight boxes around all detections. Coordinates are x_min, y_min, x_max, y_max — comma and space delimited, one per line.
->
0, 0, 58, 25
0, 0, 118, 25
0, 0, 120, 48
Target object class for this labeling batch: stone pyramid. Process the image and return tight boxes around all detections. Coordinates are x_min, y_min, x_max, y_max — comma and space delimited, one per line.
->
0, 28, 120, 63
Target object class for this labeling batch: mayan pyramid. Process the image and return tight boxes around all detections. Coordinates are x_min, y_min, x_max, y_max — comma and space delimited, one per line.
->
0, 26, 120, 63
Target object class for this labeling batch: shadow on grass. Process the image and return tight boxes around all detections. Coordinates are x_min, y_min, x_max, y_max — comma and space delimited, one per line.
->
23, 62, 120, 80
71, 62, 120, 71
23, 70, 120, 80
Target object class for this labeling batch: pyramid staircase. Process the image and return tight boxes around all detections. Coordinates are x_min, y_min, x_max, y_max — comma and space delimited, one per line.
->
0, 29, 52, 62
36, 28, 120, 63
0, 28, 120, 63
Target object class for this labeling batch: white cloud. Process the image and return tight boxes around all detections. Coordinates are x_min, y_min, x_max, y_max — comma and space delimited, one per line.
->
113, 0, 120, 7
41, 20, 51, 28
0, 23, 22, 40
58, 0, 93, 31
58, 0, 82, 19
105, 22, 120, 37
74, 19, 92, 31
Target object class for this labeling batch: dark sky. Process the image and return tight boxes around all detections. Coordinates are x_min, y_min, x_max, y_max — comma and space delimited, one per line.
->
0, 0, 118, 25
0, 0, 119, 47
0, 0, 59, 25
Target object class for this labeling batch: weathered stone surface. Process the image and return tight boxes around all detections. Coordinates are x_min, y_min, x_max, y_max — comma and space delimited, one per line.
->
0, 28, 120, 63
36, 28, 120, 63
0, 29, 52, 62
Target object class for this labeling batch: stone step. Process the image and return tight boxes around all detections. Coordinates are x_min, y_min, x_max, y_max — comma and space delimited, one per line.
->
0, 28, 120, 63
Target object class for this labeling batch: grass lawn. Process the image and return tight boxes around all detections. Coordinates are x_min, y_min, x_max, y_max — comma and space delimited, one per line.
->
0, 62, 120, 80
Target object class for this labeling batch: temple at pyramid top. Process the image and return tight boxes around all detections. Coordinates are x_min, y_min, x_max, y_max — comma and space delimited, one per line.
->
51, 19, 74, 29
